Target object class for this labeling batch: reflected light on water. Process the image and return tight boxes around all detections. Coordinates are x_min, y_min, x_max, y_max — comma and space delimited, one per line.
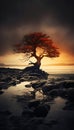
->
6, 81, 33, 96
1, 65, 74, 74
41, 65, 74, 74
0, 81, 33, 115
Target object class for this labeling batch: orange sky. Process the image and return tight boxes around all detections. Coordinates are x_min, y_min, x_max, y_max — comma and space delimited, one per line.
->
0, 51, 74, 66
0, 26, 74, 66
0, 1, 74, 67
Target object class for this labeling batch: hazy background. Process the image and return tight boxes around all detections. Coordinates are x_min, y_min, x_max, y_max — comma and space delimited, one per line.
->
0, 0, 74, 65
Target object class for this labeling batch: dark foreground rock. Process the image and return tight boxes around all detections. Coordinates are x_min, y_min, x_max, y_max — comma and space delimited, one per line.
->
0, 90, 4, 95
0, 110, 11, 116
63, 102, 74, 110
0, 66, 48, 90
34, 104, 50, 117
67, 88, 74, 101
28, 100, 41, 109
22, 65, 48, 80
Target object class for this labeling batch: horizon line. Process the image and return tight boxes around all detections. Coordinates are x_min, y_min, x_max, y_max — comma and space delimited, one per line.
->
0, 63, 74, 66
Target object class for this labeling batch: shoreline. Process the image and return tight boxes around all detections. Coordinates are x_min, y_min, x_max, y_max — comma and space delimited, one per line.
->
0, 67, 74, 130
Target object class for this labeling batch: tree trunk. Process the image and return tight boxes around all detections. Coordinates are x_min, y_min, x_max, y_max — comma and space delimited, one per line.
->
34, 56, 44, 69
36, 56, 41, 67
32, 49, 43, 69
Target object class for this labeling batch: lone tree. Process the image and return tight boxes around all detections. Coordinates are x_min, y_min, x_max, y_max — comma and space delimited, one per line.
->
14, 32, 60, 68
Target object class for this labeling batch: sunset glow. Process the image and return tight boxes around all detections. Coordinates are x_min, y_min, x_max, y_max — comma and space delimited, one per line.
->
0, 52, 74, 66
0, 1, 74, 130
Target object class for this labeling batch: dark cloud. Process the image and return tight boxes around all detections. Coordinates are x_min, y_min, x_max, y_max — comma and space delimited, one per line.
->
0, 0, 74, 55
0, 0, 74, 27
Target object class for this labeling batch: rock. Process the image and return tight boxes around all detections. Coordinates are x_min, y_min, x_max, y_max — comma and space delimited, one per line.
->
2, 77, 12, 83
42, 85, 55, 95
10, 115, 22, 128
20, 78, 25, 82
25, 84, 32, 88
23, 117, 43, 130
22, 66, 48, 80
31, 81, 46, 89
28, 100, 40, 109
48, 89, 58, 97
63, 102, 74, 110
0, 86, 3, 90
45, 120, 58, 127
22, 109, 34, 117
12, 81, 16, 86
67, 88, 74, 101
61, 81, 74, 89
66, 81, 74, 88
58, 89, 67, 98
0, 90, 4, 95
34, 104, 50, 117
0, 110, 11, 116
0, 82, 8, 89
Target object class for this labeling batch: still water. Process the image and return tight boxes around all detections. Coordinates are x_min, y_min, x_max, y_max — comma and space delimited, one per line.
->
0, 73, 74, 115
0, 65, 74, 74
0, 82, 32, 115
0, 65, 74, 130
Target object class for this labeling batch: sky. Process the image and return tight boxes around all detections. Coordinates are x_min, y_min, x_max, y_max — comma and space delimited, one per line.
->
0, 0, 74, 65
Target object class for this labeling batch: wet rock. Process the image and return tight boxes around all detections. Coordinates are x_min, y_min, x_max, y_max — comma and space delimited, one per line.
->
66, 81, 74, 88
48, 89, 58, 97
67, 88, 74, 101
63, 102, 74, 110
2, 77, 12, 83
34, 104, 50, 117
25, 84, 32, 88
0, 86, 3, 90
58, 89, 67, 98
42, 85, 55, 95
11, 81, 16, 86
45, 120, 58, 127
31, 81, 46, 90
0, 68, 23, 89
0, 90, 4, 95
28, 100, 40, 109
20, 78, 25, 82
0, 110, 11, 116
23, 117, 43, 130
61, 81, 74, 89
22, 109, 34, 117
17, 75, 21, 80
22, 66, 48, 80
0, 82, 8, 89
10, 115, 22, 128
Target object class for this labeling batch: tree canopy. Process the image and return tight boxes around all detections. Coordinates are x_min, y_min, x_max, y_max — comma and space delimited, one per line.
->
14, 32, 60, 67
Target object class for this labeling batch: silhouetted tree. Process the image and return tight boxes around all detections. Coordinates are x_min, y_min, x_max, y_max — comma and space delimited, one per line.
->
14, 32, 60, 68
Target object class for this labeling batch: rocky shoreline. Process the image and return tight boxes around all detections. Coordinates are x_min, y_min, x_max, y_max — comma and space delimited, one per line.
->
0, 67, 74, 130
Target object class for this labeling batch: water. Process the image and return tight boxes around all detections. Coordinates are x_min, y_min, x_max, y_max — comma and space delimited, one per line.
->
42, 65, 74, 74
0, 66, 74, 129
0, 65, 74, 74
0, 73, 74, 115
0, 81, 32, 115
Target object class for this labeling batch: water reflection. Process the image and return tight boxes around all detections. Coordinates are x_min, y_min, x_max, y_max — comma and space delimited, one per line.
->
0, 74, 74, 116
0, 73, 74, 130
41, 65, 74, 74
0, 81, 31, 115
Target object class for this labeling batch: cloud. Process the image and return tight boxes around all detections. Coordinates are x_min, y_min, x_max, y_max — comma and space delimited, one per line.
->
0, 0, 74, 55
0, 0, 74, 27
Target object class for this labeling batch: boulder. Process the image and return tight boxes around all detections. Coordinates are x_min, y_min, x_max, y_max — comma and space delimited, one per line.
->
0, 90, 4, 95
34, 104, 50, 117
28, 100, 40, 109
67, 88, 74, 101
